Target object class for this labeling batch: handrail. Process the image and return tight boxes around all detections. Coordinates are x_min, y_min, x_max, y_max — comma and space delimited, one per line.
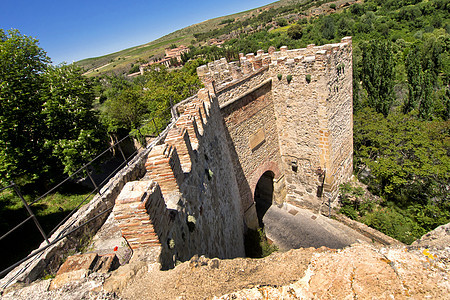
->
0, 106, 174, 280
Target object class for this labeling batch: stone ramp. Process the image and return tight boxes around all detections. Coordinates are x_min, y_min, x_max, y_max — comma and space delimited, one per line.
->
263, 204, 374, 250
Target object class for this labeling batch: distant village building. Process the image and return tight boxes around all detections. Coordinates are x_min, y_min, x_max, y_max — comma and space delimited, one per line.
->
139, 45, 190, 75
164, 45, 190, 62
208, 38, 225, 47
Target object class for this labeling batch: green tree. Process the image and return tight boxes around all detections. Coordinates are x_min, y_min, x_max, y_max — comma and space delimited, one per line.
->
337, 16, 354, 37
322, 16, 336, 40
287, 24, 303, 40
102, 88, 147, 132
0, 29, 50, 184
277, 18, 288, 27
41, 65, 106, 175
405, 45, 425, 114
360, 40, 395, 116
0, 29, 105, 185
354, 108, 449, 204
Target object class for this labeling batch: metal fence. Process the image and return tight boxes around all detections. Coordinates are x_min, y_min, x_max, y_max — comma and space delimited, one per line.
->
0, 109, 173, 279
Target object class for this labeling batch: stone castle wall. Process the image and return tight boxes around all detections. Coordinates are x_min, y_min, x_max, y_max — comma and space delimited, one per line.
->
220, 79, 282, 229
269, 37, 353, 211
113, 89, 245, 269
197, 37, 353, 215
2, 37, 355, 283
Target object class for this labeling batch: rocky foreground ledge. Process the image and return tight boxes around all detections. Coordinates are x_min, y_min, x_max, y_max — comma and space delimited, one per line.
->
2, 223, 449, 300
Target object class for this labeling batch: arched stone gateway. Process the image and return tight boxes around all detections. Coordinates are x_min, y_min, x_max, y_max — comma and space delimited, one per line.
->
254, 171, 274, 227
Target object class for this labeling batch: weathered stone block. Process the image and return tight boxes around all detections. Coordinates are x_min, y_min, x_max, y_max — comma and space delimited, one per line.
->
56, 253, 98, 276
249, 128, 266, 151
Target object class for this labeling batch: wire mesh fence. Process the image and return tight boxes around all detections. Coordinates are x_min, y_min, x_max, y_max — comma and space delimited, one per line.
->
0, 109, 173, 279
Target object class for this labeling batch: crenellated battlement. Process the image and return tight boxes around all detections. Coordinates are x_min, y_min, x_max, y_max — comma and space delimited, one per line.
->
197, 37, 352, 90
113, 38, 353, 266
113, 86, 247, 266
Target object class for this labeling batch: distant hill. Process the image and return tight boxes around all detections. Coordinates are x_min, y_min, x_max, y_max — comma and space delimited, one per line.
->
76, 0, 339, 76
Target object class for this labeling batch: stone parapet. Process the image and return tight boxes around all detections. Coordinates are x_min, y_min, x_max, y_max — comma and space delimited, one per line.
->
165, 127, 194, 173
114, 87, 245, 267
144, 144, 184, 196
113, 180, 167, 250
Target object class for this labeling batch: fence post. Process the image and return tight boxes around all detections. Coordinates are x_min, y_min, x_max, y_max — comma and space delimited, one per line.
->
116, 136, 129, 166
12, 182, 50, 245
87, 169, 101, 196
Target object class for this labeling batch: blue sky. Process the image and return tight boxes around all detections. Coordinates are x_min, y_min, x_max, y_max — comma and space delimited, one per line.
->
1, 0, 275, 64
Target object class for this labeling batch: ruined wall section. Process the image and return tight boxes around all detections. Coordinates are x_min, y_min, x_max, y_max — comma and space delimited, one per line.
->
114, 89, 245, 269
268, 37, 353, 212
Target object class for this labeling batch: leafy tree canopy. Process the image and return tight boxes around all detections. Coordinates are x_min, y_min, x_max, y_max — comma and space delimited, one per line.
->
0, 29, 105, 186
354, 108, 449, 205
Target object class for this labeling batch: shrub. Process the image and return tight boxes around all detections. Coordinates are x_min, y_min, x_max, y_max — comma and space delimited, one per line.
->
361, 205, 425, 244
305, 74, 311, 83
286, 74, 293, 83
338, 183, 367, 219
277, 18, 288, 27
287, 24, 303, 40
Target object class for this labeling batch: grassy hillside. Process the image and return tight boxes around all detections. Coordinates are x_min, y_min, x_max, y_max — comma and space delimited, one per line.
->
75, 2, 272, 75
75, 0, 339, 76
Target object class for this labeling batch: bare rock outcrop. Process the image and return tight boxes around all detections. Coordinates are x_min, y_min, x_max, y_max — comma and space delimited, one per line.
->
215, 243, 450, 299
411, 222, 450, 249
3, 237, 449, 299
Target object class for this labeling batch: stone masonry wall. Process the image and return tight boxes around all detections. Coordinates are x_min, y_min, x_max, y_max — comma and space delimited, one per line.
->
220, 80, 282, 229
324, 38, 353, 201
113, 88, 245, 269
197, 37, 353, 215
269, 37, 353, 211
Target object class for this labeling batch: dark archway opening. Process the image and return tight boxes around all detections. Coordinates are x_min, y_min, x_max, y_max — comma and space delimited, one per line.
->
254, 171, 274, 228
244, 171, 277, 258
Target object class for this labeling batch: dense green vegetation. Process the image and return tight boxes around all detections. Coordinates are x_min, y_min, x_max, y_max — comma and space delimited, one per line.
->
342, 109, 449, 244
181, 0, 450, 243
0, 29, 108, 271
0, 29, 106, 187
98, 59, 205, 135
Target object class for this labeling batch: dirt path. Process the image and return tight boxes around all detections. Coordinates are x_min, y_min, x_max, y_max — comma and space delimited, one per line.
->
119, 247, 322, 300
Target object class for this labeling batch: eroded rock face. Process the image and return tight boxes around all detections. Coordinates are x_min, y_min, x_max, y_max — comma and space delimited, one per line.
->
3, 224, 449, 300
215, 244, 450, 300
411, 222, 450, 249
